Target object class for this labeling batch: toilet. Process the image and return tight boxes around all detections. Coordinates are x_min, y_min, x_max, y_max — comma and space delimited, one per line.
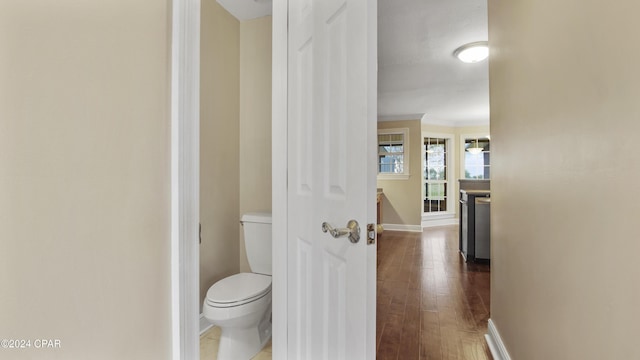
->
203, 212, 272, 360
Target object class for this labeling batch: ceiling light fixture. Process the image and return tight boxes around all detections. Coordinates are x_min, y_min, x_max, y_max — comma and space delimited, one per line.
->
467, 139, 484, 155
454, 41, 489, 63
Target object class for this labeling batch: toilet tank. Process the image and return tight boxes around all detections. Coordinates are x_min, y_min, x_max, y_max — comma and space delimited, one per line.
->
241, 212, 272, 275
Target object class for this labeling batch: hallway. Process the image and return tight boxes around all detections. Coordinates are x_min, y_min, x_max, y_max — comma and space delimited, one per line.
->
376, 226, 492, 360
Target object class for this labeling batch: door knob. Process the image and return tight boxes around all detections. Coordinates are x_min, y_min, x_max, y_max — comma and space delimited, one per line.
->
321, 220, 360, 244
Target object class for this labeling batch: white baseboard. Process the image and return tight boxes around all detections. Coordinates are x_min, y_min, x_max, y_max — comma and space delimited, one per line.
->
381, 224, 423, 232
485, 319, 512, 360
421, 218, 459, 228
200, 313, 213, 335
421, 212, 458, 228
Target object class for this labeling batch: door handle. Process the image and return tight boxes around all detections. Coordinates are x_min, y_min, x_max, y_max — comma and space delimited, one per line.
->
322, 220, 360, 244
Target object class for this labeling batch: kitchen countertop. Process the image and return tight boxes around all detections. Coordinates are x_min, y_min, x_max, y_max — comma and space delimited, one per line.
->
460, 189, 491, 196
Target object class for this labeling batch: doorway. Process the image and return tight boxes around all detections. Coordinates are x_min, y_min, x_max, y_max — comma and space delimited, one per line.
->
197, 1, 274, 359
375, 0, 491, 357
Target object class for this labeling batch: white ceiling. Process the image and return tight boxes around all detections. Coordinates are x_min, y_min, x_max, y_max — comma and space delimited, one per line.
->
218, 0, 489, 126
217, 0, 272, 21
378, 0, 489, 126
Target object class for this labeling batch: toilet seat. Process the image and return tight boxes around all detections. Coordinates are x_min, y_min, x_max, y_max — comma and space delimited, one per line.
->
206, 273, 271, 308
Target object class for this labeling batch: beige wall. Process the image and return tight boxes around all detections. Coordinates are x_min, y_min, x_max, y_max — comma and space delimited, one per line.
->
239, 16, 273, 272
377, 120, 422, 227
489, 1, 640, 358
200, 1, 241, 307
200, 10, 271, 296
0, 1, 171, 359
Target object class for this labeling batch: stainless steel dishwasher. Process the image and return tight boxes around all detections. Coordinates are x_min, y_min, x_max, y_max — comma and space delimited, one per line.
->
459, 189, 490, 262
474, 197, 491, 260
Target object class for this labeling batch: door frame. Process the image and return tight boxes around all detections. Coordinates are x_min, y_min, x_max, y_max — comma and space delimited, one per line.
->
171, 0, 354, 358
171, 0, 200, 359
271, 0, 288, 359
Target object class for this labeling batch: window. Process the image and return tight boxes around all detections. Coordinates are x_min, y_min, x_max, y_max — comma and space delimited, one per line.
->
424, 137, 449, 213
463, 137, 491, 179
378, 128, 410, 180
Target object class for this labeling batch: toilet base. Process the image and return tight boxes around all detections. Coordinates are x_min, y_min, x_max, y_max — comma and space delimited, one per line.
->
216, 310, 272, 360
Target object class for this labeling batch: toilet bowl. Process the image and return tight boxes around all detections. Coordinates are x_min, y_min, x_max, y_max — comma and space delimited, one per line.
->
204, 273, 272, 360
203, 212, 272, 360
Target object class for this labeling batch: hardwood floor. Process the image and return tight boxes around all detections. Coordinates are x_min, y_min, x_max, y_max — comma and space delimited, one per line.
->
376, 226, 492, 360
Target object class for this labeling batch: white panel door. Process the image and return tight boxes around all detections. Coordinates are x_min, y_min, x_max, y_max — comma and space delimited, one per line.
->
287, 0, 377, 359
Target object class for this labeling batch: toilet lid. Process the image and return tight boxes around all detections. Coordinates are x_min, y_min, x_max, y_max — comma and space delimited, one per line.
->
206, 273, 271, 305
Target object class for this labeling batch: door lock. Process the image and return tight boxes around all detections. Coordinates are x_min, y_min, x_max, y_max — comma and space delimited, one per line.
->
367, 223, 376, 245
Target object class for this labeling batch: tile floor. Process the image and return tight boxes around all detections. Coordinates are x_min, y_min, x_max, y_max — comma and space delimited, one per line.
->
200, 326, 272, 360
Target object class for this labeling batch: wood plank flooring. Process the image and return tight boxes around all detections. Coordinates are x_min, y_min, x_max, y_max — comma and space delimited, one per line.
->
376, 226, 492, 360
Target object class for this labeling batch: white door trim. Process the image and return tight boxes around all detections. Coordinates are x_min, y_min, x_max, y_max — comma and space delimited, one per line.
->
171, 0, 200, 359
271, 0, 288, 358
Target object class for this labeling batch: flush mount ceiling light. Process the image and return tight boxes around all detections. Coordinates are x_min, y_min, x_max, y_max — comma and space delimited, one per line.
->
454, 41, 489, 63
467, 139, 484, 155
